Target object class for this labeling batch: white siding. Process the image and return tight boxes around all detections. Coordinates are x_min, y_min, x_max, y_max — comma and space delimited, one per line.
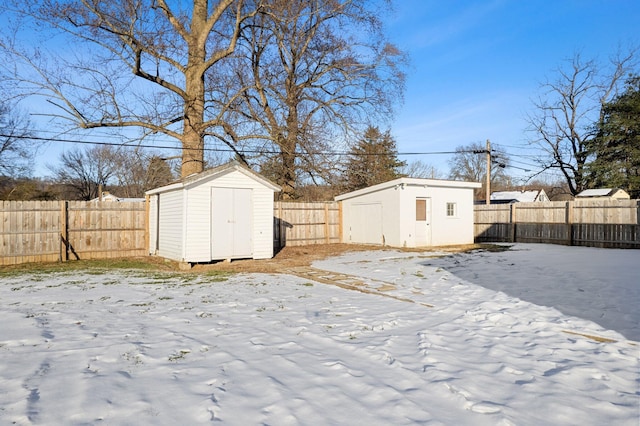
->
148, 195, 158, 255
341, 186, 401, 246
184, 185, 212, 262
147, 165, 278, 262
338, 178, 479, 248
157, 190, 184, 261
423, 186, 475, 246
252, 187, 274, 259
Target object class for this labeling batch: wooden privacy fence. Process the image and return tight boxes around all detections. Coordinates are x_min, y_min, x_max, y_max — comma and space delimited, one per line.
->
3, 198, 638, 266
274, 201, 341, 249
475, 199, 640, 249
1, 200, 147, 266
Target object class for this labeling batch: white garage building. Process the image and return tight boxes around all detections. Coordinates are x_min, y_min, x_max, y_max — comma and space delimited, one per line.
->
335, 177, 481, 248
146, 162, 280, 263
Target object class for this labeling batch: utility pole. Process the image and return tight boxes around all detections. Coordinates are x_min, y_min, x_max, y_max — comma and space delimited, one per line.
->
485, 139, 491, 205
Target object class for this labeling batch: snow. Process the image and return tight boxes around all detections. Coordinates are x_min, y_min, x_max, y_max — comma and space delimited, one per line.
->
1, 243, 638, 425
490, 190, 543, 202
576, 189, 615, 197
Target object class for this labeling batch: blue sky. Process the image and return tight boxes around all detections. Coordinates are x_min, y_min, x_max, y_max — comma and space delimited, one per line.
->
27, 1, 640, 181
385, 0, 639, 181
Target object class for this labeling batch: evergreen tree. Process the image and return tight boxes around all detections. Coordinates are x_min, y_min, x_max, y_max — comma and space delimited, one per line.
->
343, 127, 406, 192
586, 76, 640, 198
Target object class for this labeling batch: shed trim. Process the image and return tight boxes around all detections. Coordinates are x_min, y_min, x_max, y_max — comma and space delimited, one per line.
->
146, 161, 281, 196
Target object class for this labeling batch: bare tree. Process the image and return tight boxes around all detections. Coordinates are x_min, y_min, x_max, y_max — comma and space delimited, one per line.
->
399, 160, 443, 179
526, 50, 637, 195
0, 0, 260, 178
110, 149, 175, 197
448, 142, 511, 199
50, 145, 120, 200
0, 102, 35, 177
212, 0, 407, 199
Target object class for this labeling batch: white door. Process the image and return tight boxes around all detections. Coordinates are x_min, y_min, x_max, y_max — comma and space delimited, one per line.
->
211, 188, 253, 259
349, 203, 383, 244
415, 197, 431, 246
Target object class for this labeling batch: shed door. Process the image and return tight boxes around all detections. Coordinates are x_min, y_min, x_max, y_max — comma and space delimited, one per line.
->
349, 203, 383, 244
211, 188, 253, 259
415, 197, 431, 246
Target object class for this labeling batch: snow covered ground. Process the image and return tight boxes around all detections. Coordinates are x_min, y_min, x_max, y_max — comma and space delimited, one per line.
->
0, 243, 638, 425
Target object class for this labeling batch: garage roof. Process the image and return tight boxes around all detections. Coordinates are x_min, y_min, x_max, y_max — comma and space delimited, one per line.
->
335, 177, 481, 201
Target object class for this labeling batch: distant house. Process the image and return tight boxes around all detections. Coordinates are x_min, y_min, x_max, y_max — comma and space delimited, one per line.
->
575, 188, 630, 200
479, 189, 549, 205
90, 191, 145, 203
335, 177, 481, 248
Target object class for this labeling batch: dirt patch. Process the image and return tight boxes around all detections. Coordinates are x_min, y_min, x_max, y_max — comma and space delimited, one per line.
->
189, 243, 503, 274
189, 244, 387, 274
0, 243, 506, 276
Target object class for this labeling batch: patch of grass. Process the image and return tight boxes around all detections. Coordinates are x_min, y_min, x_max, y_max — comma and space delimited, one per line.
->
432, 243, 513, 254
469, 244, 513, 253
0, 257, 237, 286
168, 349, 191, 362
202, 271, 231, 282
0, 257, 170, 278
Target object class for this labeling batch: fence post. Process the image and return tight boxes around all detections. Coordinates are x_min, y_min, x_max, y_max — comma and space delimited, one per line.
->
278, 201, 284, 249
510, 203, 517, 242
566, 201, 574, 246
338, 201, 343, 243
60, 200, 68, 262
144, 195, 150, 255
324, 203, 330, 244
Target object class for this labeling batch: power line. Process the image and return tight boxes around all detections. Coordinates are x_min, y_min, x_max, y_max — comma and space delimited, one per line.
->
508, 158, 540, 168
4, 132, 546, 175
1, 133, 483, 157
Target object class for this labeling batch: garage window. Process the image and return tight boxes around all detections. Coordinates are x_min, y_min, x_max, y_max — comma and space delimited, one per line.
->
446, 202, 457, 217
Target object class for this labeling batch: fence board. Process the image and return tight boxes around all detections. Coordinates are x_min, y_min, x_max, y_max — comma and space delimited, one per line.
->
66, 201, 146, 259
0, 200, 146, 265
474, 199, 639, 249
474, 204, 511, 224
572, 199, 638, 224
572, 224, 640, 249
0, 201, 62, 265
2, 198, 637, 266
274, 201, 341, 248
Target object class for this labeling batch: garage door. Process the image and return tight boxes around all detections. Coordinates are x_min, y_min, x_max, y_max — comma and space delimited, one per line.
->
211, 187, 253, 259
349, 203, 383, 244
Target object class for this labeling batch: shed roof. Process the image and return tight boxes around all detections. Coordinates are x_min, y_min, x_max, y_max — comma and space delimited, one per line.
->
145, 161, 281, 195
335, 177, 481, 201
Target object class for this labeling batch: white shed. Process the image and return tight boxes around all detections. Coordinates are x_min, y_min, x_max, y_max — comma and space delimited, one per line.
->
146, 162, 280, 263
335, 177, 481, 248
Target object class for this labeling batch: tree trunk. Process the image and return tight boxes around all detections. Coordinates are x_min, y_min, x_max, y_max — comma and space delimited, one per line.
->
280, 149, 297, 200
181, 0, 208, 178
279, 104, 299, 199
